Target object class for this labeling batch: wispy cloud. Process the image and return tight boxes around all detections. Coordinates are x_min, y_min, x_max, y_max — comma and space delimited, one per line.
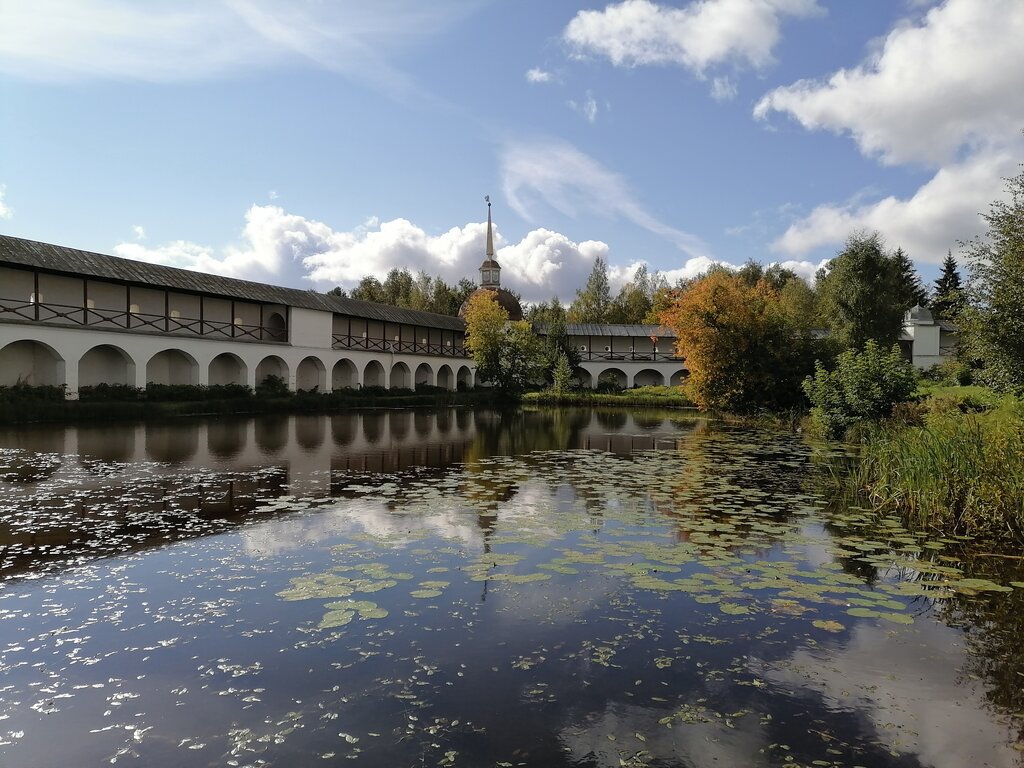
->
0, 184, 11, 220
501, 138, 711, 260
568, 91, 600, 123
525, 67, 553, 83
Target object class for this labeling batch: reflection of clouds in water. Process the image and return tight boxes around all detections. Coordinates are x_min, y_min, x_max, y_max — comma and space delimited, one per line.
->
240, 499, 484, 556
560, 703, 766, 768
765, 621, 1020, 768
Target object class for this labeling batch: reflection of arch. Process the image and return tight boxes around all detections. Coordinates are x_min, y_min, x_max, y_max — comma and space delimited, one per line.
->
209, 353, 247, 386
575, 368, 593, 389
79, 344, 134, 387
414, 362, 433, 388
256, 355, 289, 387
294, 415, 325, 451
207, 419, 247, 459
436, 364, 454, 391
145, 424, 199, 463
389, 411, 411, 439
146, 349, 199, 386
390, 361, 411, 389
363, 360, 385, 388
266, 311, 287, 342
456, 365, 473, 390
296, 356, 327, 392
255, 415, 288, 454
332, 358, 358, 390
633, 368, 664, 387
670, 370, 687, 387
362, 412, 385, 444
0, 340, 64, 387
414, 411, 432, 437
597, 368, 627, 390
331, 414, 357, 446
78, 425, 134, 462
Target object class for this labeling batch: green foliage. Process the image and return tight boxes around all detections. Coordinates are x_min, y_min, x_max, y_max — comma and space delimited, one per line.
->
524, 296, 567, 324
338, 268, 475, 316
256, 374, 291, 398
607, 264, 667, 323
931, 251, 965, 321
960, 162, 1024, 392
464, 293, 544, 392
78, 383, 143, 402
892, 247, 929, 308
0, 382, 66, 402
568, 255, 612, 322
551, 351, 572, 394
803, 340, 919, 438
816, 232, 921, 349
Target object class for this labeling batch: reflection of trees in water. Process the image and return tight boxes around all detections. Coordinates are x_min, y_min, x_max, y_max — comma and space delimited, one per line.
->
294, 415, 325, 452
255, 415, 288, 454
145, 424, 199, 463
435, 408, 452, 434
414, 411, 432, 437
389, 411, 411, 440
330, 414, 357, 446
207, 418, 247, 459
80, 425, 134, 463
594, 409, 628, 431
362, 412, 385, 444
455, 408, 472, 431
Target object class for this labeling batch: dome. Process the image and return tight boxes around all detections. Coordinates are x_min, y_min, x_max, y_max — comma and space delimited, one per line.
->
458, 286, 524, 322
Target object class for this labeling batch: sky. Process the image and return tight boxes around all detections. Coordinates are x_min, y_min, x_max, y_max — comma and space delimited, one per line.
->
1, 0, 1022, 304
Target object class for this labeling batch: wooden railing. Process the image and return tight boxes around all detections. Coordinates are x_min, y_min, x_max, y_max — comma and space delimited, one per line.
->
331, 334, 468, 357
0, 299, 287, 342
576, 349, 682, 362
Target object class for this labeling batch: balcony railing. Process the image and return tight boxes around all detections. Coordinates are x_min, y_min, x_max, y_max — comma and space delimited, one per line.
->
0, 299, 287, 342
332, 334, 468, 357
576, 349, 682, 362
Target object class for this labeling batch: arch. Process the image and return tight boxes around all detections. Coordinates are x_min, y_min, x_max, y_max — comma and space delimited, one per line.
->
265, 311, 287, 342
414, 362, 433, 388
0, 340, 64, 387
332, 358, 358, 390
575, 368, 593, 389
146, 349, 199, 386
597, 368, 627, 391
389, 361, 411, 390
296, 356, 327, 392
363, 360, 385, 388
670, 370, 687, 387
209, 353, 247, 387
256, 355, 289, 389
436, 364, 454, 391
633, 368, 665, 388
456, 365, 473, 391
79, 344, 134, 387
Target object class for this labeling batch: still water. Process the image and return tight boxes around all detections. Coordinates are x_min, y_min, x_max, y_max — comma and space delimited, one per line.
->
0, 408, 1021, 767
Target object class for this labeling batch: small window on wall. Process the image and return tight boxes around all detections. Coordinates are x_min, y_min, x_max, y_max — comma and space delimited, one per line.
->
170, 309, 181, 319
129, 303, 140, 314
29, 293, 42, 304
86, 299, 96, 309
233, 317, 243, 325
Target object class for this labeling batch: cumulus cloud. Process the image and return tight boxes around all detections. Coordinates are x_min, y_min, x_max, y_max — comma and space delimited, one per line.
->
755, 0, 1024, 166
0, 184, 11, 219
563, 0, 824, 95
525, 67, 553, 83
0, 0, 472, 93
501, 138, 711, 260
755, 0, 1024, 259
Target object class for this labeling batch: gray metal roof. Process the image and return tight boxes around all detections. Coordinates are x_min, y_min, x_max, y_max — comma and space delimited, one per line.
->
537, 323, 677, 338
0, 234, 466, 331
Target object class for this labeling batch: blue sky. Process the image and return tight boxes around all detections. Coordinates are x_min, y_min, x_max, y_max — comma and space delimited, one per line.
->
1, 0, 1022, 303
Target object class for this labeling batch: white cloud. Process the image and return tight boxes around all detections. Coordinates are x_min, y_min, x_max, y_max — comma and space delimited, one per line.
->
563, 0, 824, 93
501, 138, 711, 260
771, 136, 1021, 260
131, 224, 145, 240
0, 184, 11, 219
568, 91, 599, 123
0, 0, 473, 92
710, 75, 737, 101
754, 0, 1024, 166
525, 67, 552, 83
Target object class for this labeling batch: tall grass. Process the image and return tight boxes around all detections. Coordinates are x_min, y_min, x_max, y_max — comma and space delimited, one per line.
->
854, 407, 1024, 541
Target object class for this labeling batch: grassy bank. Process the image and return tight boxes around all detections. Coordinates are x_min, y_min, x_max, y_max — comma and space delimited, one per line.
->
523, 385, 695, 409
852, 387, 1024, 542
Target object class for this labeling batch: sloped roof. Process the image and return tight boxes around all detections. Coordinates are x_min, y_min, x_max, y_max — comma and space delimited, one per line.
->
537, 323, 677, 338
0, 234, 466, 331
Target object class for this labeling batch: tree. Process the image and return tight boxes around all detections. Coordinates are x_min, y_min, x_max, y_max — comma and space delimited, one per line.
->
568, 255, 612, 322
816, 232, 915, 350
463, 292, 544, 391
609, 264, 662, 323
961, 162, 1024, 391
659, 271, 816, 412
931, 251, 965, 321
551, 351, 572, 393
892, 247, 929, 308
525, 296, 567, 325
537, 316, 582, 386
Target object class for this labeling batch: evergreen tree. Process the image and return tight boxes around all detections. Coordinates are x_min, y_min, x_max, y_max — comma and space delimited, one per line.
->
568, 256, 612, 322
608, 264, 655, 323
892, 247, 929, 308
931, 251, 965, 321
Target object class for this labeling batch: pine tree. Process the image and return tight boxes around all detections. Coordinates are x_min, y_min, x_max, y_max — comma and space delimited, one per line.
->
568, 256, 611, 323
892, 248, 929, 308
931, 251, 964, 321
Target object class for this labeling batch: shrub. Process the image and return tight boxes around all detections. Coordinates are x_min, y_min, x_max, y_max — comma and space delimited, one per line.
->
78, 383, 143, 402
803, 340, 918, 439
255, 374, 291, 398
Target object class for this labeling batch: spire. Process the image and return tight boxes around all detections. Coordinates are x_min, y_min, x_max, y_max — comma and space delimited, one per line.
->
485, 195, 495, 257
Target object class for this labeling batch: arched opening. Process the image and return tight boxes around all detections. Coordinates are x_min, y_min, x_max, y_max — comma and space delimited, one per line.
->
389, 361, 411, 390
597, 368, 627, 391
209, 353, 247, 387
296, 356, 327, 392
256, 355, 289, 390
79, 344, 134, 387
575, 368, 593, 389
265, 312, 287, 342
456, 365, 473, 391
436, 364, 454, 391
633, 369, 664, 388
670, 370, 687, 387
332, 358, 358, 390
414, 362, 433, 388
146, 349, 199, 386
0, 340, 64, 387
363, 360, 385, 388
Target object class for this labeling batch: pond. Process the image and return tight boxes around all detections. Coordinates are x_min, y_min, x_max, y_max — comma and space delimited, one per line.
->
0, 408, 1021, 767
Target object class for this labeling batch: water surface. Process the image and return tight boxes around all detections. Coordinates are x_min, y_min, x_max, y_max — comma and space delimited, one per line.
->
0, 408, 1021, 767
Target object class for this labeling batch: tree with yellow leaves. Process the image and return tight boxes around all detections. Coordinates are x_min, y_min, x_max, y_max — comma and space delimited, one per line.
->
463, 291, 544, 392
